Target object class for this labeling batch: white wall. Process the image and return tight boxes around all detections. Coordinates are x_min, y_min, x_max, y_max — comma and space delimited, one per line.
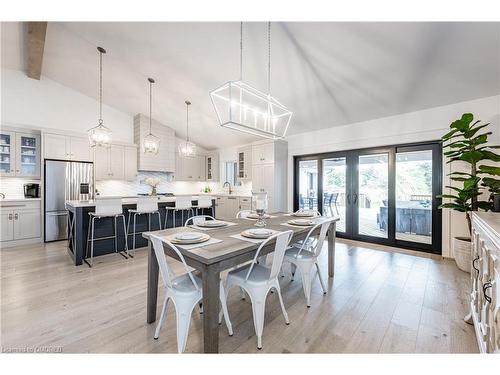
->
286, 95, 500, 258
1, 68, 133, 142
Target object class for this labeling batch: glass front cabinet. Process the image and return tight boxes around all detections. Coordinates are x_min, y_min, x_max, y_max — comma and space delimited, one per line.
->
0, 131, 41, 179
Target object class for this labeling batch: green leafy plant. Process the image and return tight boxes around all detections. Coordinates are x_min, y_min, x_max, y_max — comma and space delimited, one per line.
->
439, 113, 500, 235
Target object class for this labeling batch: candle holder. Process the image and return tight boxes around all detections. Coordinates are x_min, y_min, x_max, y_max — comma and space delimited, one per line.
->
252, 191, 268, 227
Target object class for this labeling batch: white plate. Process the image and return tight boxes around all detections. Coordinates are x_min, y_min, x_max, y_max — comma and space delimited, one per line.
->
247, 213, 271, 219
197, 220, 228, 228
288, 219, 314, 226
175, 232, 203, 241
241, 229, 273, 239
168, 232, 210, 244
293, 211, 316, 217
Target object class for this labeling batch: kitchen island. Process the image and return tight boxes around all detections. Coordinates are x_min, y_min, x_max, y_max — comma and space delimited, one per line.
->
65, 196, 215, 266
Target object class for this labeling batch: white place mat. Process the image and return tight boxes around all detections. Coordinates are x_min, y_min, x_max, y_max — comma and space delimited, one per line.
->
176, 237, 223, 250
188, 221, 238, 231
230, 229, 282, 244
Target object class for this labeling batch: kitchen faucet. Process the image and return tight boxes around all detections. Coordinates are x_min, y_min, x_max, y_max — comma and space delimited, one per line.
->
0, 193, 5, 199
222, 181, 232, 195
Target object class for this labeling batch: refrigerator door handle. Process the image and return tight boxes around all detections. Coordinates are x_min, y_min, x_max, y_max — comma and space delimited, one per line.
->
47, 212, 68, 216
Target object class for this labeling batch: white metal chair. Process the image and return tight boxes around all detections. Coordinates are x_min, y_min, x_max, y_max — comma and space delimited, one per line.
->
193, 196, 214, 217
85, 197, 128, 267
184, 215, 216, 227
224, 230, 293, 349
283, 218, 334, 307
236, 210, 253, 219
165, 195, 194, 228
150, 233, 232, 353
127, 196, 162, 257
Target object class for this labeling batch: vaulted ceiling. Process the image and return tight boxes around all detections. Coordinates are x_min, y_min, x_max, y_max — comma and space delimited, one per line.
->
2, 22, 499, 149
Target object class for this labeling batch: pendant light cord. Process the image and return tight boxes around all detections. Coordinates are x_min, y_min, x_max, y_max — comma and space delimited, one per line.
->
240, 22, 243, 81
149, 80, 153, 135
267, 21, 271, 95
99, 49, 103, 124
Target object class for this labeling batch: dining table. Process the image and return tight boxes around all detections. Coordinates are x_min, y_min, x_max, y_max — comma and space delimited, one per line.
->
142, 213, 339, 353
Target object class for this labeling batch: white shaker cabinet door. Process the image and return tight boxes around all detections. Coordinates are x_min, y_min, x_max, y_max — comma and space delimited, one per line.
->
13, 210, 41, 240
108, 145, 125, 180
0, 210, 14, 242
44, 133, 69, 160
70, 137, 92, 162
124, 145, 138, 181
94, 146, 109, 180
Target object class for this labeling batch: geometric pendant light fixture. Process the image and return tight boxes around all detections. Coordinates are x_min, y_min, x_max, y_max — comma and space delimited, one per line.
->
87, 46, 112, 147
178, 100, 197, 158
210, 22, 292, 140
142, 77, 160, 154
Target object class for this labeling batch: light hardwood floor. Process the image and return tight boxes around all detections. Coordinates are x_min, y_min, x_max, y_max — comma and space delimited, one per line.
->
0, 238, 478, 353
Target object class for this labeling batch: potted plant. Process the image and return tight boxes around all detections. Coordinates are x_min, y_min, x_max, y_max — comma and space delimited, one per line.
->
439, 113, 499, 272
144, 177, 161, 196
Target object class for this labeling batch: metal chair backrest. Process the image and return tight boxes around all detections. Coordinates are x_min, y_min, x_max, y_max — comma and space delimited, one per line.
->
197, 196, 212, 208
136, 196, 159, 212
236, 210, 252, 219
295, 218, 334, 258
149, 233, 199, 291
184, 215, 216, 227
245, 230, 293, 281
95, 197, 122, 216
175, 195, 192, 210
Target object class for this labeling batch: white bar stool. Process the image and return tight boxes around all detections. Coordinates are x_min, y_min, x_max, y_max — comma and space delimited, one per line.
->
85, 197, 128, 268
164, 195, 194, 228
193, 195, 214, 217
127, 196, 162, 257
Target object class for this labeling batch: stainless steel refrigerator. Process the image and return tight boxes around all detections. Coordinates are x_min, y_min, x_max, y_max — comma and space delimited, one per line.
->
44, 160, 94, 242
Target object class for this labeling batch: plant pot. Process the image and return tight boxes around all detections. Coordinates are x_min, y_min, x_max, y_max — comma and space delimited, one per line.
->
493, 194, 500, 212
453, 236, 471, 273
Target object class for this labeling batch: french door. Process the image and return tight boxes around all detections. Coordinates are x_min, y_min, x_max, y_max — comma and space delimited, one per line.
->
294, 142, 442, 254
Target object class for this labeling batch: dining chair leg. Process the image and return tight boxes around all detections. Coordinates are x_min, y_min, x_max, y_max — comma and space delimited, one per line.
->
249, 293, 266, 350
274, 282, 290, 325
290, 263, 297, 281
315, 262, 327, 295
175, 303, 195, 353
298, 264, 313, 307
154, 296, 169, 339
219, 282, 233, 336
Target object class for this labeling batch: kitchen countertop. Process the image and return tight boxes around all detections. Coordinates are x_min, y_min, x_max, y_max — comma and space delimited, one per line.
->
0, 197, 42, 202
65, 195, 212, 208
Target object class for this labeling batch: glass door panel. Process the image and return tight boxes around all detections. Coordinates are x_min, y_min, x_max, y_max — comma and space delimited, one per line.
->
17, 134, 38, 176
395, 150, 433, 244
357, 153, 389, 238
0, 132, 14, 175
322, 157, 347, 232
298, 160, 318, 212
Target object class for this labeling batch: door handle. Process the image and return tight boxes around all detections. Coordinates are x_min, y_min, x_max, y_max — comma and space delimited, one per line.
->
346, 194, 351, 205
483, 281, 492, 304
14, 213, 19, 220
8, 213, 13, 220
353, 193, 358, 205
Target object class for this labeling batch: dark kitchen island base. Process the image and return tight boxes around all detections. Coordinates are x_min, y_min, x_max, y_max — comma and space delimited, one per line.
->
66, 199, 215, 266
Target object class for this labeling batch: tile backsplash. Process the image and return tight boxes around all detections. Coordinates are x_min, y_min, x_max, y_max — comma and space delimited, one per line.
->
96, 171, 253, 197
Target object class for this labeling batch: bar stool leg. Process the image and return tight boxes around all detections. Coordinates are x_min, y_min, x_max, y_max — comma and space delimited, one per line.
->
157, 211, 161, 230
85, 216, 92, 267
121, 214, 129, 258
90, 217, 95, 267
113, 216, 118, 254
132, 213, 137, 258
126, 211, 131, 245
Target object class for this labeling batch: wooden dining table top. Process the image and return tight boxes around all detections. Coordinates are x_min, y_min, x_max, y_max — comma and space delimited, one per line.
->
142, 213, 339, 265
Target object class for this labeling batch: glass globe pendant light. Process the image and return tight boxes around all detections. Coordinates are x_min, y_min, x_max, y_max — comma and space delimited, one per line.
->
87, 46, 112, 147
178, 100, 197, 158
142, 78, 160, 154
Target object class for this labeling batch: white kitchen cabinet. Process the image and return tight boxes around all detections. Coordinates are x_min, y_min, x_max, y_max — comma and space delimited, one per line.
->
468, 212, 500, 353
237, 146, 252, 180
0, 210, 14, 241
197, 155, 206, 181
174, 154, 207, 181
134, 114, 176, 172
1, 130, 40, 179
94, 144, 137, 181
70, 137, 92, 162
252, 142, 274, 165
0, 200, 41, 243
214, 195, 244, 219
239, 196, 252, 210
43, 133, 91, 162
206, 153, 219, 181
124, 145, 138, 181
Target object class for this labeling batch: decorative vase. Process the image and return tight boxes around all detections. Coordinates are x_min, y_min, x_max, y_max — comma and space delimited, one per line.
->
252, 191, 268, 227
151, 186, 157, 196
453, 236, 471, 273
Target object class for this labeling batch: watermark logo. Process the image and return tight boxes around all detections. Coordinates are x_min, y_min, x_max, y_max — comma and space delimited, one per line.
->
1, 346, 63, 353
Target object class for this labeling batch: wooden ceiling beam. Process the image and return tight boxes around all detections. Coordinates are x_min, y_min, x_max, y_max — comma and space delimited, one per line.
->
25, 22, 47, 80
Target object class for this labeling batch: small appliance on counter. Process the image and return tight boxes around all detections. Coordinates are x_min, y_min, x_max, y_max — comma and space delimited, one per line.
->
137, 192, 174, 197
24, 183, 40, 198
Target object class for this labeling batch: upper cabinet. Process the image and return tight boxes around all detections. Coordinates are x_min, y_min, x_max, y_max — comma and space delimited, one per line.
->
206, 152, 220, 181
237, 146, 252, 180
252, 142, 275, 165
43, 133, 92, 162
94, 144, 137, 181
1, 130, 41, 179
174, 154, 206, 181
134, 114, 175, 173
